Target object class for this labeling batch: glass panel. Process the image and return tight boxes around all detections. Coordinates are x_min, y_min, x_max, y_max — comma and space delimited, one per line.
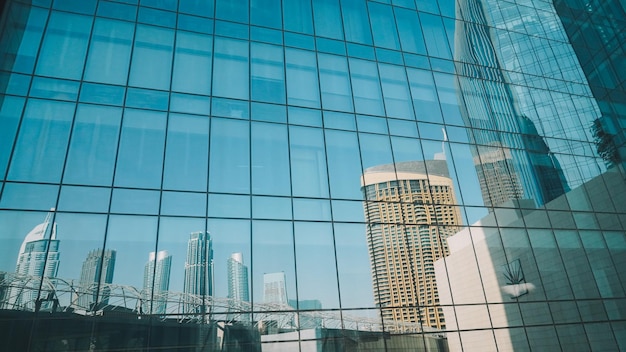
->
283, 0, 313, 34
0, 96, 25, 177
8, 99, 74, 183
349, 58, 384, 116
312, 0, 344, 40
394, 7, 426, 55
318, 53, 353, 112
289, 126, 329, 198
85, 18, 134, 85
215, 0, 249, 23
250, 42, 285, 104
172, 31, 212, 95
114, 109, 166, 189
129, 25, 174, 90
367, 2, 400, 50
334, 223, 374, 309
340, 0, 372, 45
379, 63, 414, 120
163, 113, 209, 192
285, 48, 320, 108
209, 118, 250, 194
294, 222, 339, 309
213, 37, 249, 100
324, 130, 363, 200
250, 0, 281, 29
36, 11, 92, 80
64, 104, 122, 186
251, 122, 290, 196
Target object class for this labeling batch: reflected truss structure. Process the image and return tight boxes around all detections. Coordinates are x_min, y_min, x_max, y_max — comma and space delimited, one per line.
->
0, 271, 436, 334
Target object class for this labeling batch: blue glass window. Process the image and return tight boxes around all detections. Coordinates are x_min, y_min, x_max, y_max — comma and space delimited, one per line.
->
213, 37, 249, 100
173, 31, 212, 95
318, 54, 354, 112
250, 43, 285, 104
8, 99, 74, 183
283, 0, 313, 34
36, 11, 92, 80
312, 0, 344, 40
285, 48, 320, 108
368, 2, 400, 50
209, 118, 250, 194
349, 58, 384, 116
85, 18, 134, 85
64, 104, 122, 186
129, 25, 174, 91
163, 113, 209, 192
114, 109, 166, 189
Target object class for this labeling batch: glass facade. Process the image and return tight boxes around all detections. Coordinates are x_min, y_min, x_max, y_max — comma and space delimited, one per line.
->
0, 0, 624, 351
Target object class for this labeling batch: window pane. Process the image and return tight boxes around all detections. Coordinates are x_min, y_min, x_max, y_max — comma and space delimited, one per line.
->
8, 99, 74, 183
318, 53, 353, 112
250, 0, 281, 29
251, 43, 285, 104
312, 0, 344, 40
289, 126, 329, 198
85, 18, 134, 85
285, 48, 320, 108
114, 109, 166, 189
0, 96, 25, 177
172, 31, 212, 95
36, 11, 92, 80
213, 37, 249, 100
349, 58, 384, 116
64, 104, 122, 186
283, 0, 313, 34
129, 25, 174, 90
163, 113, 209, 191
367, 2, 400, 50
209, 118, 250, 194
379, 63, 414, 120
251, 122, 290, 196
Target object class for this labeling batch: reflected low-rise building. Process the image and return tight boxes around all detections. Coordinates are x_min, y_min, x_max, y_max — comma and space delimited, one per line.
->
435, 165, 626, 351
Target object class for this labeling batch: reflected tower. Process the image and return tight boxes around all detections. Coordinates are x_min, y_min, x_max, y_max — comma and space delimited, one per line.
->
454, 0, 571, 207
263, 272, 288, 305
143, 250, 172, 315
361, 160, 462, 330
8, 209, 60, 311
183, 231, 213, 314
77, 248, 116, 309
227, 252, 249, 303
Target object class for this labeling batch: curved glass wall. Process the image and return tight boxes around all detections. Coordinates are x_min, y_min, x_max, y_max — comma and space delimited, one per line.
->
0, 0, 624, 351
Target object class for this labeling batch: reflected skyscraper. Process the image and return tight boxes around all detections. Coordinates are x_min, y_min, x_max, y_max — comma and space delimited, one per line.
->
263, 272, 288, 305
183, 231, 213, 314
227, 252, 249, 303
8, 209, 60, 310
454, 0, 573, 207
77, 249, 116, 309
143, 250, 172, 315
361, 160, 462, 329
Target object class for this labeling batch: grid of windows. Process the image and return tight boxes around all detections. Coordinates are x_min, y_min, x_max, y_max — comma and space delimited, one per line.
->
0, 0, 625, 351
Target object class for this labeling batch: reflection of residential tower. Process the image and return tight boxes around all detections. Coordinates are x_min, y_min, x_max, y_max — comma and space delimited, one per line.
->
184, 231, 213, 314
143, 250, 172, 315
361, 160, 462, 330
8, 209, 60, 310
263, 272, 288, 305
77, 248, 116, 309
227, 252, 249, 303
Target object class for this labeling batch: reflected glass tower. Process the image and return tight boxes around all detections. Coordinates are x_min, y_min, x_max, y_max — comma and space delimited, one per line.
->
454, 0, 572, 207
361, 160, 462, 329
227, 252, 249, 303
183, 231, 213, 314
77, 248, 116, 309
143, 250, 171, 315
263, 272, 288, 305
8, 210, 60, 310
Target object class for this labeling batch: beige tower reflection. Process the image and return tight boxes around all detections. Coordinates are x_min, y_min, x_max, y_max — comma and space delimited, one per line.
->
361, 160, 461, 330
